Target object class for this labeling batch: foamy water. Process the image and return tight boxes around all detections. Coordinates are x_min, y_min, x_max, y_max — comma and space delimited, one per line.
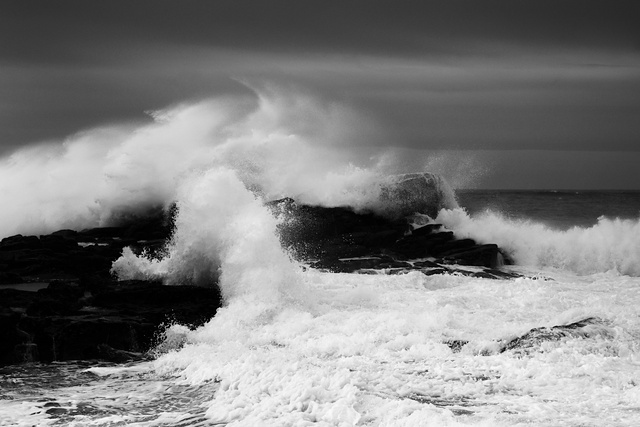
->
2, 88, 640, 426
3, 269, 640, 426
436, 208, 640, 276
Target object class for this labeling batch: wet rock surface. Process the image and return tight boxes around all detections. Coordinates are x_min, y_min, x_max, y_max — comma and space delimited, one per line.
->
0, 281, 221, 366
445, 317, 611, 356
375, 172, 457, 218
0, 208, 221, 367
268, 197, 517, 279
0, 279, 222, 366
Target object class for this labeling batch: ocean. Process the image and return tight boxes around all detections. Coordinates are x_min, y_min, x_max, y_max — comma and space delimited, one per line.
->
1, 93, 639, 426
458, 190, 640, 231
2, 186, 640, 427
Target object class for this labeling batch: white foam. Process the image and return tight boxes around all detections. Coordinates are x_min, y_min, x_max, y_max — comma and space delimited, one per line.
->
3, 259, 640, 426
112, 167, 304, 306
436, 207, 640, 276
141, 270, 640, 426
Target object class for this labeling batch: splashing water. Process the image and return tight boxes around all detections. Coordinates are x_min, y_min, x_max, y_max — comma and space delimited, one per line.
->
4, 269, 640, 426
436, 208, 640, 276
0, 86, 441, 239
3, 87, 640, 426
112, 166, 304, 306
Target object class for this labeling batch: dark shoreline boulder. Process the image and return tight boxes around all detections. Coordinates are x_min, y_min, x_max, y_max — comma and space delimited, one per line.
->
0, 207, 221, 367
0, 279, 221, 366
377, 172, 458, 219
268, 197, 513, 276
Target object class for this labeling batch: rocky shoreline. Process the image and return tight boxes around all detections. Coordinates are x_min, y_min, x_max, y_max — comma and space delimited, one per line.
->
269, 198, 517, 279
0, 209, 221, 366
2, 199, 527, 366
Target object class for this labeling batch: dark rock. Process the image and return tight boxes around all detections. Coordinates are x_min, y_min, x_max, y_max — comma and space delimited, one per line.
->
441, 318, 610, 358
0, 276, 222, 366
0, 272, 23, 284
419, 268, 449, 276
412, 260, 441, 268
269, 194, 517, 278
26, 282, 84, 317
51, 229, 78, 238
39, 235, 78, 251
0, 288, 34, 310
377, 173, 456, 218
499, 317, 609, 354
0, 235, 41, 251
46, 407, 68, 416
0, 205, 226, 366
269, 199, 407, 260
311, 256, 415, 274
478, 269, 521, 280
92, 280, 221, 326
96, 344, 147, 363
342, 229, 402, 248
50, 315, 152, 361
440, 244, 505, 269
411, 223, 443, 236
0, 311, 35, 365
444, 339, 469, 353
77, 227, 126, 239
391, 231, 455, 259
436, 238, 478, 255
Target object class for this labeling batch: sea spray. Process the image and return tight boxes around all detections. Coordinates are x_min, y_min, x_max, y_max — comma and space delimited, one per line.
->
0, 86, 448, 239
112, 167, 304, 304
436, 207, 640, 276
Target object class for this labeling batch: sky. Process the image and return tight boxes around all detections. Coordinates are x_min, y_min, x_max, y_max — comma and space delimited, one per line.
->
2, 0, 640, 189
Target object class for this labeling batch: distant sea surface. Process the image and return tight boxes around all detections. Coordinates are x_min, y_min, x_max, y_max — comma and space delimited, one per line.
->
457, 189, 640, 230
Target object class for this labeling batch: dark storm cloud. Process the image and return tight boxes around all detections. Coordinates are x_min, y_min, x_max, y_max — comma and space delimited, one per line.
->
4, 0, 639, 63
1, 0, 639, 154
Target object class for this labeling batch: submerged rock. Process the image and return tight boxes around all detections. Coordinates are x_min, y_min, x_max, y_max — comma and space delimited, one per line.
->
498, 317, 612, 355
445, 317, 612, 355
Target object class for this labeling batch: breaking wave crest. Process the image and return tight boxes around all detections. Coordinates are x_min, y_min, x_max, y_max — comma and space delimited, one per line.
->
437, 208, 640, 276
111, 167, 304, 305
0, 85, 444, 239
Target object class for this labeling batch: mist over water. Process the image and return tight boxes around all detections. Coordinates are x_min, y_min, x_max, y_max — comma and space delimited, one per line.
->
0, 86, 416, 240
3, 84, 640, 281
3, 86, 640, 279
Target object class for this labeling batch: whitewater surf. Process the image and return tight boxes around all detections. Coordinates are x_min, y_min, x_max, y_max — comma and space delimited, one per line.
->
1, 89, 640, 426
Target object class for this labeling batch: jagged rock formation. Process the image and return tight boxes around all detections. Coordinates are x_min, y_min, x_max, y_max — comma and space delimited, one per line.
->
0, 209, 221, 366
0, 278, 221, 366
377, 172, 458, 218
268, 198, 514, 277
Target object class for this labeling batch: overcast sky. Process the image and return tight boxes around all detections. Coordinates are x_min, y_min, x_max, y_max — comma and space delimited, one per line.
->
2, 0, 639, 188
